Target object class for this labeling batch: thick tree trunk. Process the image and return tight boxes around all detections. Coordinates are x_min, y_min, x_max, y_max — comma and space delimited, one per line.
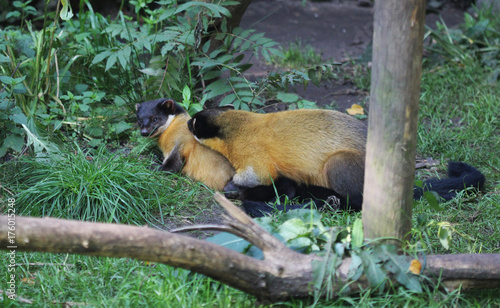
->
362, 0, 426, 242
2, 194, 500, 302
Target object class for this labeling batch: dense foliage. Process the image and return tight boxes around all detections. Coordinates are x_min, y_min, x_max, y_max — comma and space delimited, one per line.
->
0, 0, 291, 156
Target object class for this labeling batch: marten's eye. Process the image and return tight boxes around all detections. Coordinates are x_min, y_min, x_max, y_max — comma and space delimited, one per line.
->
152, 117, 158, 123
138, 119, 143, 125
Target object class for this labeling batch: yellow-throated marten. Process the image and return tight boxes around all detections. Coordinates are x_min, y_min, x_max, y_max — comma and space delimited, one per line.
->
137, 99, 349, 212
136, 99, 235, 190
188, 108, 485, 216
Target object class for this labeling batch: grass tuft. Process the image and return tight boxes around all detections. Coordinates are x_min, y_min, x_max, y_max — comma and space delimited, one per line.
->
7, 145, 181, 225
271, 40, 323, 69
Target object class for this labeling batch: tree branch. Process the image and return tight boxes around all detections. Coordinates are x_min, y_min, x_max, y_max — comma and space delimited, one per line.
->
1, 193, 499, 302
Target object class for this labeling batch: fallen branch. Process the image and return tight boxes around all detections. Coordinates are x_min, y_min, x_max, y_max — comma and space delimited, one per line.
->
1, 193, 499, 303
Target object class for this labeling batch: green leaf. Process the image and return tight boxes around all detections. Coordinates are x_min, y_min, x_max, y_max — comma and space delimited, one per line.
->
277, 218, 308, 242
0, 55, 10, 63
359, 250, 386, 290
88, 138, 102, 147
347, 252, 363, 281
175, 2, 231, 18
1, 133, 25, 153
0, 101, 14, 110
86, 127, 103, 137
276, 92, 299, 103
21, 124, 60, 155
414, 180, 424, 188
158, 7, 176, 22
351, 218, 364, 250
79, 104, 90, 112
118, 46, 131, 69
188, 104, 203, 115
6, 12, 21, 20
378, 245, 422, 292
113, 121, 131, 134
92, 50, 112, 66
10, 112, 28, 125
13, 83, 27, 94
204, 79, 232, 99
424, 191, 445, 211
60, 0, 74, 20
437, 222, 452, 250
182, 85, 191, 102
220, 93, 236, 106
288, 237, 314, 251
206, 232, 263, 258
0, 76, 14, 85
114, 96, 127, 107
106, 52, 118, 71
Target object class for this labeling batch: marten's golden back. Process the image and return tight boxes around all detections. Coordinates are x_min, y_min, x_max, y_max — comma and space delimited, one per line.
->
189, 108, 366, 198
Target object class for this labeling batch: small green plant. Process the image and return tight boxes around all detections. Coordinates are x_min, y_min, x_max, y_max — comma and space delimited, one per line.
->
275, 92, 318, 110
208, 215, 423, 301
271, 40, 323, 69
58, 90, 131, 146
179, 84, 204, 115
206, 208, 333, 259
5, 0, 37, 28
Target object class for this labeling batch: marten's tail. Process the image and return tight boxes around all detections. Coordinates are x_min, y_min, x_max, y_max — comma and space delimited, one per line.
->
413, 161, 485, 201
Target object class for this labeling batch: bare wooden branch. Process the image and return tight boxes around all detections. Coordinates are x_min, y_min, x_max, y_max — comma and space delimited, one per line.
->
0, 195, 318, 303
2, 212, 500, 302
426, 254, 500, 290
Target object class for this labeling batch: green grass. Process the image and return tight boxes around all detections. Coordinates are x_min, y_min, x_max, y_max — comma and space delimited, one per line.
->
0, 253, 253, 307
271, 40, 323, 69
0, 144, 215, 226
411, 61, 500, 256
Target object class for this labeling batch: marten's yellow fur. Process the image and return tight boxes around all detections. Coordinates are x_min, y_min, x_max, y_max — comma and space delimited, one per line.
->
158, 113, 235, 190
188, 108, 367, 200
136, 99, 235, 190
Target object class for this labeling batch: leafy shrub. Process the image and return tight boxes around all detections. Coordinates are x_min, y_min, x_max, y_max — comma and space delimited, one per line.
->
0, 0, 287, 157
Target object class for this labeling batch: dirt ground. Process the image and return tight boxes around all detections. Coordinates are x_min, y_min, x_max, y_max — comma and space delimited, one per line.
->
239, 0, 466, 110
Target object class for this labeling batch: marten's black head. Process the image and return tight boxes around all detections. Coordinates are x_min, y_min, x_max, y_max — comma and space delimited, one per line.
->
187, 107, 232, 140
136, 99, 186, 138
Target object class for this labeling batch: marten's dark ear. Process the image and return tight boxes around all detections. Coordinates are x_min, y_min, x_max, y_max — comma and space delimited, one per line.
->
159, 99, 175, 113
